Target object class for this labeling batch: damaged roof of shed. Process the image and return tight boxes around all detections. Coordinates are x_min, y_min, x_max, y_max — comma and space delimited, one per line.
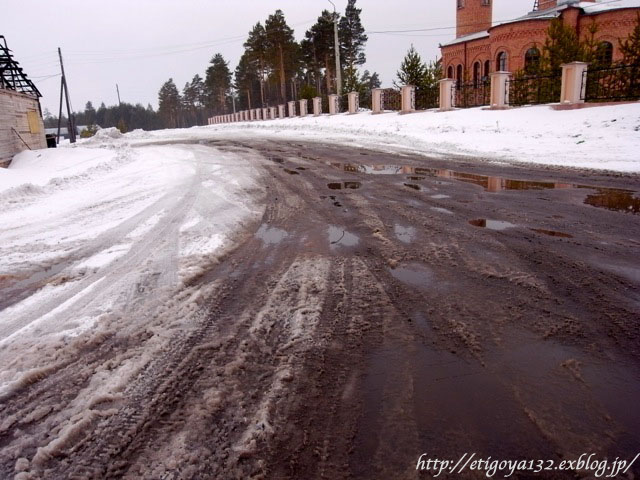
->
0, 35, 42, 98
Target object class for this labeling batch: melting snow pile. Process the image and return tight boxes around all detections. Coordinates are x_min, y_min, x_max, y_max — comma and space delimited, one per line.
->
0, 136, 264, 394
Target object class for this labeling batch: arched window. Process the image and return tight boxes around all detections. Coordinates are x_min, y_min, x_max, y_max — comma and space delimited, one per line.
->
473, 62, 481, 87
524, 47, 540, 73
497, 51, 508, 71
596, 41, 613, 66
447, 65, 454, 79
456, 64, 463, 86
484, 60, 490, 79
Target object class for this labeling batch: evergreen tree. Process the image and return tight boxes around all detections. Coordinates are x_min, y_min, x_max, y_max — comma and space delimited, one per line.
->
304, 11, 338, 95
205, 53, 232, 115
265, 10, 299, 102
542, 18, 585, 75
423, 59, 442, 89
620, 13, 640, 66
619, 13, 640, 97
84, 101, 97, 126
244, 23, 269, 106
395, 45, 427, 88
158, 78, 181, 128
235, 52, 260, 110
339, 0, 367, 70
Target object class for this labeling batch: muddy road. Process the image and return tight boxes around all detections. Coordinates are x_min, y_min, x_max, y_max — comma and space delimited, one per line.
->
1, 139, 639, 479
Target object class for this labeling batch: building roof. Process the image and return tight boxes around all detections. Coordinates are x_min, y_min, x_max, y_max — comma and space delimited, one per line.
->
442, 0, 640, 47
441, 30, 490, 47
0, 35, 42, 98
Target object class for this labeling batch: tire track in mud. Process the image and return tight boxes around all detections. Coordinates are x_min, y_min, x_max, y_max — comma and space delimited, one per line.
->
1, 139, 639, 479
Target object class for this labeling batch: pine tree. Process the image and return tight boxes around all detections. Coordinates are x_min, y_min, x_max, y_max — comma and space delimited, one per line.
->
265, 10, 299, 103
84, 101, 97, 126
396, 45, 427, 88
339, 0, 367, 70
235, 52, 260, 110
542, 18, 585, 75
304, 11, 338, 95
205, 54, 232, 115
619, 13, 640, 97
620, 13, 640, 66
158, 78, 181, 128
244, 23, 268, 106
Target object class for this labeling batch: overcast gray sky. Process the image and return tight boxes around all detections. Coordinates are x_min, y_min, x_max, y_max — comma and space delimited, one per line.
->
2, 0, 534, 114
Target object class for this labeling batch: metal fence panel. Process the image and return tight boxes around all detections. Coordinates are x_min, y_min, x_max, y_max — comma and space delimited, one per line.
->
583, 65, 640, 102
415, 86, 439, 110
381, 88, 401, 111
454, 81, 490, 108
507, 74, 561, 106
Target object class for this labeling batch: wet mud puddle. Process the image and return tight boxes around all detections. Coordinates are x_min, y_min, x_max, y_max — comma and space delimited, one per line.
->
328, 226, 359, 249
328, 162, 640, 213
255, 224, 288, 245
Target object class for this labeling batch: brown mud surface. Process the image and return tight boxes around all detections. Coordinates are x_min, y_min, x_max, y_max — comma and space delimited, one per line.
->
1, 139, 639, 479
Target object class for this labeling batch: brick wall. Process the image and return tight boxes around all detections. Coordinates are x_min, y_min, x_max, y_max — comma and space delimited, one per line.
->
579, 8, 640, 62
443, 3, 640, 80
457, 0, 493, 38
0, 89, 46, 168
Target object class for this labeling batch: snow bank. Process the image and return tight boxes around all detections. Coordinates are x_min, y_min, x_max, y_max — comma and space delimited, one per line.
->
125, 103, 640, 173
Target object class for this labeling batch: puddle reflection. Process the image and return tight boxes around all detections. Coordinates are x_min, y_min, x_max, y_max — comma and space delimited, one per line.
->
328, 182, 362, 190
327, 162, 638, 214
469, 219, 516, 231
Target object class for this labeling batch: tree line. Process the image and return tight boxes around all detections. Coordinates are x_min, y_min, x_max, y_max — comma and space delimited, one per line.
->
157, 0, 382, 129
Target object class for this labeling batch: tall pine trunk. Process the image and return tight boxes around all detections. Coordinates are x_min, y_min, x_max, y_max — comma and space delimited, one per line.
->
279, 44, 286, 102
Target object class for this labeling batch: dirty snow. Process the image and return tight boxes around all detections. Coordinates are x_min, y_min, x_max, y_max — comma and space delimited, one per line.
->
0, 133, 265, 393
123, 103, 640, 173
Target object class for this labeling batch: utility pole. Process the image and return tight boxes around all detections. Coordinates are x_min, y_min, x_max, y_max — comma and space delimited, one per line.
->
116, 84, 122, 106
328, 0, 342, 95
57, 47, 76, 143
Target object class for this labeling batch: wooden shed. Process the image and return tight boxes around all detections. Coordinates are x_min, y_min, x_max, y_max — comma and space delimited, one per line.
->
1, 35, 46, 168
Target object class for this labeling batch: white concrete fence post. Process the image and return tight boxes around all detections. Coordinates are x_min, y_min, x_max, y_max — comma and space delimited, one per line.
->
372, 88, 383, 114
299, 99, 308, 116
348, 91, 359, 114
328, 94, 339, 115
262, 107, 269, 120
278, 104, 286, 119
490, 72, 511, 109
439, 79, 455, 111
288, 101, 296, 117
313, 97, 322, 116
401, 85, 416, 114
269, 107, 276, 120
561, 61, 589, 105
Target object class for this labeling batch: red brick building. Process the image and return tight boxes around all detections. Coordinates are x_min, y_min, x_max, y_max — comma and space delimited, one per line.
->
440, 0, 640, 84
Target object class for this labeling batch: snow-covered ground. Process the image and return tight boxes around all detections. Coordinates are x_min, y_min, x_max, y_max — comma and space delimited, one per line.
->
0, 131, 264, 393
143, 103, 640, 172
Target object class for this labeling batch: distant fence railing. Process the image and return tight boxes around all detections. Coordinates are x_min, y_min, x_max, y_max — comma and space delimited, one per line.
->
582, 64, 640, 102
416, 86, 439, 110
507, 73, 562, 106
454, 80, 490, 108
